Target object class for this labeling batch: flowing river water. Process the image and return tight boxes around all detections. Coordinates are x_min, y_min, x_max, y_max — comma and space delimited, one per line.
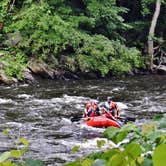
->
0, 75, 166, 165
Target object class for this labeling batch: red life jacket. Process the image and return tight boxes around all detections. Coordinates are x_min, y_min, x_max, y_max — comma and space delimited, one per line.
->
85, 102, 99, 117
86, 103, 98, 111
110, 102, 117, 110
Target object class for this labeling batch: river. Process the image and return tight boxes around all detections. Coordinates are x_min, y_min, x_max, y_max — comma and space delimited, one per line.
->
0, 75, 165, 165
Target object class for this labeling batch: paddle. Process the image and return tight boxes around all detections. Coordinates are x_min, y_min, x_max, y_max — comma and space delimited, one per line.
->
70, 117, 88, 122
70, 115, 135, 123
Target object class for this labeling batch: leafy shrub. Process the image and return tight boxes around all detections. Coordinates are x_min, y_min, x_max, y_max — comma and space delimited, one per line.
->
1, 52, 27, 80
1, 0, 145, 78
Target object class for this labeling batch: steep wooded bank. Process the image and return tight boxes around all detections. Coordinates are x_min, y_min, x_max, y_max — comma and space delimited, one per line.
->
0, 0, 166, 84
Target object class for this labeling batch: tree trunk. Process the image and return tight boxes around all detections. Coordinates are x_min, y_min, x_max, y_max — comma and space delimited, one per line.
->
148, 0, 161, 71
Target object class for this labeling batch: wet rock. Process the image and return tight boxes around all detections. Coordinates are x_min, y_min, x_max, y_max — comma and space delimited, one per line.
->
6, 32, 22, 46
161, 56, 166, 65
0, 70, 18, 85
28, 58, 55, 79
0, 62, 16, 84
77, 71, 98, 79
157, 65, 166, 75
23, 68, 37, 84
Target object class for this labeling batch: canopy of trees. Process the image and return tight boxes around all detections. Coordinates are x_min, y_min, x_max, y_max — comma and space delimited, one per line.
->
0, 0, 166, 82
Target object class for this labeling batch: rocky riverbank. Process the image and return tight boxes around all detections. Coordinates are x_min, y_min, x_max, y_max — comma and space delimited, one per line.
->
0, 56, 166, 85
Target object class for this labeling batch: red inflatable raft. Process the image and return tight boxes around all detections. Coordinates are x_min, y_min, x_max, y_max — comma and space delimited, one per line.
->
84, 115, 121, 128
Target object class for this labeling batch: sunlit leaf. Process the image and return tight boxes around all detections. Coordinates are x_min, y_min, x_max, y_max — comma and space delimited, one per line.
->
108, 152, 127, 166
0, 152, 11, 162
20, 137, 29, 146
2, 160, 17, 166
3, 129, 9, 136
71, 145, 80, 153
153, 144, 166, 166
10, 150, 22, 158
82, 159, 93, 166
125, 143, 142, 159
97, 139, 106, 148
142, 122, 157, 135
137, 156, 144, 164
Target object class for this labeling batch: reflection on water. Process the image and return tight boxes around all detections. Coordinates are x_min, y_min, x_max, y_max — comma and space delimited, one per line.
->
0, 75, 166, 165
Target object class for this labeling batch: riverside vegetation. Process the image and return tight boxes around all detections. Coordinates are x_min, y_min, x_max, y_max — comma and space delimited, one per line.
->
65, 115, 166, 166
0, 0, 166, 84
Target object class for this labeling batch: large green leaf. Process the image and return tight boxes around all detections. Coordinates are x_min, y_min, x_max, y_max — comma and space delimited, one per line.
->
103, 127, 120, 141
10, 150, 22, 158
115, 130, 128, 144
125, 143, 142, 159
107, 152, 127, 166
101, 149, 120, 161
0, 152, 11, 162
142, 122, 157, 135
82, 159, 93, 166
153, 144, 166, 166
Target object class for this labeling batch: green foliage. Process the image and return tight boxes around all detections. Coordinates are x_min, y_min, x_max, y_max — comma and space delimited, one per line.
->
86, 0, 130, 39
76, 35, 144, 76
97, 139, 106, 148
72, 145, 80, 153
153, 144, 166, 166
0, 0, 9, 22
65, 116, 166, 166
1, 52, 27, 80
0, 0, 150, 80
0, 129, 44, 166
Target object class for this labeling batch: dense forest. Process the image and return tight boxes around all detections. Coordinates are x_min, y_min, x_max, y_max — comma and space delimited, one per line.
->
0, 0, 166, 84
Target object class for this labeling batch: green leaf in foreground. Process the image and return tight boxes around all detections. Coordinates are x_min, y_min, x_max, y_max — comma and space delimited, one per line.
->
0, 152, 10, 162
72, 145, 80, 153
125, 143, 142, 159
10, 150, 23, 158
3, 129, 9, 136
108, 152, 127, 166
20, 137, 29, 146
153, 144, 166, 166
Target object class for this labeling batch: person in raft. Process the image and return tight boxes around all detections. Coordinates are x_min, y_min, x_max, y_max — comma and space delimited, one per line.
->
83, 99, 100, 117
103, 97, 121, 118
